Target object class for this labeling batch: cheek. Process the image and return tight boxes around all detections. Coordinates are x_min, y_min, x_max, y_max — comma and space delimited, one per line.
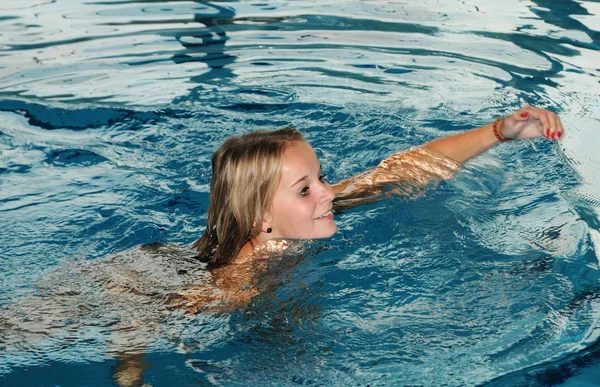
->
288, 199, 315, 222
276, 197, 316, 230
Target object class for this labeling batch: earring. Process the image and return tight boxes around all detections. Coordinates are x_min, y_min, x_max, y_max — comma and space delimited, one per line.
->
266, 228, 272, 233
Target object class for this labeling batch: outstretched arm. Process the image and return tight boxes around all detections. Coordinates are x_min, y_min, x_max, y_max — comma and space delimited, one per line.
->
423, 105, 563, 164
332, 106, 564, 207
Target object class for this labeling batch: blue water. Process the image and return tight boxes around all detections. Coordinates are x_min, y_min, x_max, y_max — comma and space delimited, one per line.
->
2, 0, 600, 385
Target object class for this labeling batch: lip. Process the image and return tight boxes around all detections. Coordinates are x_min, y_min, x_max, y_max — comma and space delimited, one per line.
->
314, 209, 334, 220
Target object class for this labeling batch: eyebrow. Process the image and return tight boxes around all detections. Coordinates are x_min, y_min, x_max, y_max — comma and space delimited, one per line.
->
290, 165, 322, 188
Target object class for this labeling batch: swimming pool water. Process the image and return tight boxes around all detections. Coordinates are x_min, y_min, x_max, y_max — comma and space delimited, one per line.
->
1, 0, 600, 385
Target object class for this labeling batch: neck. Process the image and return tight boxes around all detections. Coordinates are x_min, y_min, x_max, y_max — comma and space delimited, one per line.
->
236, 236, 290, 262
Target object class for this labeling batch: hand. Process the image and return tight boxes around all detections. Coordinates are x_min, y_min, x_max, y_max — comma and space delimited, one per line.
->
501, 105, 564, 141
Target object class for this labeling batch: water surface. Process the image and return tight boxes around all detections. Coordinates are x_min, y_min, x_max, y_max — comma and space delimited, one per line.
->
1, 0, 600, 385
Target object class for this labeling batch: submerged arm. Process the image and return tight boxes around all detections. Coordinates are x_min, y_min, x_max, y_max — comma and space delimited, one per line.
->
331, 146, 460, 210
167, 255, 266, 314
112, 353, 149, 387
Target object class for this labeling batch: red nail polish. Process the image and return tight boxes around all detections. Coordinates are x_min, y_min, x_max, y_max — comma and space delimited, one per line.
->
544, 129, 549, 137
550, 132, 555, 139
520, 112, 529, 118
557, 132, 562, 139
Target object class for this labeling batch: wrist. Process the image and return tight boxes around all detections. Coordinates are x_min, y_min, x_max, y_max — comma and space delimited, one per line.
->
492, 118, 513, 142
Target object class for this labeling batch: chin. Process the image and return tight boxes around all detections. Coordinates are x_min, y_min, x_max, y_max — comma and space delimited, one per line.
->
318, 224, 338, 238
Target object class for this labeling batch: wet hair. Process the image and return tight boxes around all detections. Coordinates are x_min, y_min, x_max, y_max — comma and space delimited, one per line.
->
193, 127, 305, 268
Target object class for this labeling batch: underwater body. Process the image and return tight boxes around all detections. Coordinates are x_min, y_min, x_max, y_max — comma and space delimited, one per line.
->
1, 0, 600, 385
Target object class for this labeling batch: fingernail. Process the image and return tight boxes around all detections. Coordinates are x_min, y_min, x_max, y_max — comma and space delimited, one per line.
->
520, 112, 529, 118
557, 132, 562, 139
544, 128, 549, 137
550, 132, 555, 139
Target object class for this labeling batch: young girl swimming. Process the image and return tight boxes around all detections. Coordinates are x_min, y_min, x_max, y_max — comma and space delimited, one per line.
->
194, 105, 562, 264
167, 105, 565, 314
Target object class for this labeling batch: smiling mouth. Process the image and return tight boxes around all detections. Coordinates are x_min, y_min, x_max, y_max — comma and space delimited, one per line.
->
314, 210, 333, 220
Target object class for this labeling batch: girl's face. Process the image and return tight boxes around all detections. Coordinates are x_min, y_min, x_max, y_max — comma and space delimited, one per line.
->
267, 141, 337, 239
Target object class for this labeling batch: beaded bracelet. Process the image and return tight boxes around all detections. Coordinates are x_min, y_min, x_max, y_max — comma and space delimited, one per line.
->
492, 118, 513, 142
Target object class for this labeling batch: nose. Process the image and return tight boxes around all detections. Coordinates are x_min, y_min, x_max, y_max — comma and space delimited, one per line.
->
319, 181, 335, 203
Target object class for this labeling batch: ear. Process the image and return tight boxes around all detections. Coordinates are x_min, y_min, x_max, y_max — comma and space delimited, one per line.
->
252, 212, 272, 234
260, 216, 272, 234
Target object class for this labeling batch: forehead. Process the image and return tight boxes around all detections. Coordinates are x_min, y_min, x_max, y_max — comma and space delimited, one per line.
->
281, 141, 320, 176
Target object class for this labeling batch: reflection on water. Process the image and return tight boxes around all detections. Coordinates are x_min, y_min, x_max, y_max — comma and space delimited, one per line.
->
172, 3, 237, 81
531, 0, 600, 45
1, 0, 600, 385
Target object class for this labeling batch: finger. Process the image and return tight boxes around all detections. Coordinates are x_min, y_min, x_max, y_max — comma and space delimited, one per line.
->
515, 108, 531, 121
513, 105, 532, 121
555, 114, 564, 139
532, 108, 552, 140
546, 113, 556, 140
550, 112, 564, 140
549, 113, 560, 140
512, 109, 529, 121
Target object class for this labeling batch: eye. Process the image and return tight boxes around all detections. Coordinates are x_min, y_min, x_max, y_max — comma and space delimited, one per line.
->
319, 174, 327, 183
299, 186, 310, 197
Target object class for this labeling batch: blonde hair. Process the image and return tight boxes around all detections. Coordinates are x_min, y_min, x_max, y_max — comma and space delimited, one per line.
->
193, 127, 304, 268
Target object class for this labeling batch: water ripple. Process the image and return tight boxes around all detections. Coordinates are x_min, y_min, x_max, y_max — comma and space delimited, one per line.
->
1, 0, 600, 386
